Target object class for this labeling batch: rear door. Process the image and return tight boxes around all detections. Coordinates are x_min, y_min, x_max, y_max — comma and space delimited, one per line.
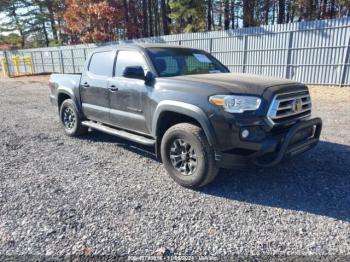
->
108, 49, 149, 134
80, 50, 116, 124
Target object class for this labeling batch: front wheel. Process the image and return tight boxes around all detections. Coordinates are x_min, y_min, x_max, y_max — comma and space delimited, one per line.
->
59, 99, 88, 137
160, 123, 219, 188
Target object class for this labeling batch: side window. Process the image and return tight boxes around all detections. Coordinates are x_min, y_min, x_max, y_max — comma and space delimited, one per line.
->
115, 50, 148, 77
88, 51, 115, 77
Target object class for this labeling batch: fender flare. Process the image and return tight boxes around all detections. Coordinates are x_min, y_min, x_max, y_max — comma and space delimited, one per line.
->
152, 100, 217, 147
57, 87, 83, 115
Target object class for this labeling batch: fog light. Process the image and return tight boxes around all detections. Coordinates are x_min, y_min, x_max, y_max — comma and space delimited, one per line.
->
241, 129, 250, 139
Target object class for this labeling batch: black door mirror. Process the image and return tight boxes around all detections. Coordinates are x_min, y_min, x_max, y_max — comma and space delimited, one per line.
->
122, 66, 145, 80
145, 71, 155, 86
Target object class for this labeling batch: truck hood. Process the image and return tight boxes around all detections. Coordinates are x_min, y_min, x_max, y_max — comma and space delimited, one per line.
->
169, 73, 300, 95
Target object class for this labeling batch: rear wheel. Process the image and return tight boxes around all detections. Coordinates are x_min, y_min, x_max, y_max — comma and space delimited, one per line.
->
160, 123, 219, 188
59, 99, 88, 137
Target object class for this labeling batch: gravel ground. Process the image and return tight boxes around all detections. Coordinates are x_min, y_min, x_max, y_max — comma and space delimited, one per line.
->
0, 77, 350, 258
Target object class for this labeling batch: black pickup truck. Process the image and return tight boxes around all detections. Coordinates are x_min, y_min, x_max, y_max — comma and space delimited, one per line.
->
49, 43, 322, 188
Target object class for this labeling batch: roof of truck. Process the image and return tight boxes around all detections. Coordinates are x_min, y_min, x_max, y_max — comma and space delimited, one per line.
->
93, 43, 200, 52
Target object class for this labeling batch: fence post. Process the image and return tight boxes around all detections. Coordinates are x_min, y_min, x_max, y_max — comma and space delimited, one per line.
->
3, 51, 11, 77
51, 51, 55, 72
29, 52, 35, 74
340, 34, 350, 87
83, 48, 87, 60
59, 49, 65, 74
179, 40, 181, 46
242, 35, 248, 73
71, 49, 76, 73
23, 53, 27, 73
40, 51, 45, 73
209, 38, 213, 54
285, 31, 294, 79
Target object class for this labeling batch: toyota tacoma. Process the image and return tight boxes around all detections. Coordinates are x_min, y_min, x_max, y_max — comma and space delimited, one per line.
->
49, 44, 322, 188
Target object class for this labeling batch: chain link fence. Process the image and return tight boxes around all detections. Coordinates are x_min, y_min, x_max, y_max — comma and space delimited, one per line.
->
1, 17, 349, 85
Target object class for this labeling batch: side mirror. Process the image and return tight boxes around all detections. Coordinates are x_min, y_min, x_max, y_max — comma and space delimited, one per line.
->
145, 71, 155, 86
122, 66, 145, 80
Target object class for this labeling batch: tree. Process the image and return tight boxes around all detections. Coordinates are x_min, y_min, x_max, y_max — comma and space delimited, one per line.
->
0, 33, 22, 48
34, 0, 63, 42
142, 0, 149, 37
0, 0, 32, 48
243, 0, 255, 27
168, 0, 206, 33
154, 0, 160, 36
1, 0, 350, 49
148, 0, 154, 36
286, 0, 296, 22
122, 0, 129, 38
29, 0, 49, 47
230, 0, 235, 29
264, 0, 270, 24
224, 0, 230, 30
278, 0, 285, 23
207, 0, 213, 30
217, 0, 223, 29
64, 0, 122, 43
161, 0, 170, 35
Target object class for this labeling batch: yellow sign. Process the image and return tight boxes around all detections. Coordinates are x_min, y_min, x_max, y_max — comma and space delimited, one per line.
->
0, 55, 33, 77
0, 57, 8, 78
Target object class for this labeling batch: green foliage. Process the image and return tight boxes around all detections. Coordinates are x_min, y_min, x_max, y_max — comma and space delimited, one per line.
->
0, 33, 22, 47
49, 39, 64, 47
168, 0, 206, 33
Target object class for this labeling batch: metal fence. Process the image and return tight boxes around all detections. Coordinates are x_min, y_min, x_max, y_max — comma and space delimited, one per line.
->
1, 17, 350, 85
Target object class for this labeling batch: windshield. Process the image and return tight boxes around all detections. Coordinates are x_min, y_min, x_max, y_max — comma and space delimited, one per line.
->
147, 47, 229, 77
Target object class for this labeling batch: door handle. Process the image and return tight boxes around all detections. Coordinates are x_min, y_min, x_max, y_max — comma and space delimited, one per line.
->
81, 82, 90, 88
108, 85, 118, 92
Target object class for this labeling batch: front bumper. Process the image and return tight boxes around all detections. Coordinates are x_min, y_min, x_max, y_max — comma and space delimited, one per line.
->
49, 95, 57, 106
216, 117, 322, 168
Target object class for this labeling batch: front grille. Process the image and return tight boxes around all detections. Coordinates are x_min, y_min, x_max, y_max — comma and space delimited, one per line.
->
267, 90, 312, 125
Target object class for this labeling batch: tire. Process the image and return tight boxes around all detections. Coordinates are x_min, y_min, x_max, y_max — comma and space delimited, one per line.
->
59, 99, 88, 137
160, 123, 219, 188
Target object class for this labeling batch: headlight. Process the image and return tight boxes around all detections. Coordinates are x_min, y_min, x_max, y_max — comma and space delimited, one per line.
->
209, 95, 261, 113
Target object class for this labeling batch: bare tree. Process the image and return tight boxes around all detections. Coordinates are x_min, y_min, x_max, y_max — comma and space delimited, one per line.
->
207, 0, 212, 30
142, 0, 148, 37
148, 0, 154, 36
160, 0, 169, 35
278, 0, 285, 23
264, 0, 270, 24
154, 0, 160, 36
243, 0, 255, 27
230, 0, 235, 29
224, 0, 230, 30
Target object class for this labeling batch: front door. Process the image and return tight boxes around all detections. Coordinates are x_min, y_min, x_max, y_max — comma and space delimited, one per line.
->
108, 50, 149, 134
80, 50, 116, 124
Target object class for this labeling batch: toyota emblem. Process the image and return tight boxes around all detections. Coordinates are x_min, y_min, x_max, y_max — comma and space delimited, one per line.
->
292, 98, 303, 113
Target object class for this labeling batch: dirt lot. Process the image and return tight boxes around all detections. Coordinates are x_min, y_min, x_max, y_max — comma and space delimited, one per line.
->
1, 76, 350, 258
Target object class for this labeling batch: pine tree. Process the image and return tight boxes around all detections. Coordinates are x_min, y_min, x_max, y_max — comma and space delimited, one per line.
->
0, 0, 31, 47
168, 0, 206, 33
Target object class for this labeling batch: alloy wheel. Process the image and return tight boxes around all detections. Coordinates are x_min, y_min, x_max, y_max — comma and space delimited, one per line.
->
169, 139, 197, 176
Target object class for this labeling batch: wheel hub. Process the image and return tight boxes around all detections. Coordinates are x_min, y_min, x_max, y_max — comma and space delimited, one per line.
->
169, 139, 197, 176
181, 152, 187, 161
63, 107, 76, 130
